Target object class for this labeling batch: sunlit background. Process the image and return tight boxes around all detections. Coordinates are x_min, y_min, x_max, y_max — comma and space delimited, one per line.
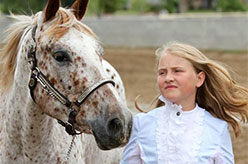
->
0, 0, 247, 163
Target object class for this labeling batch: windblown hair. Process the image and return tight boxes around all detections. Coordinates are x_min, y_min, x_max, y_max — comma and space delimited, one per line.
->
155, 42, 248, 137
0, 14, 34, 94
0, 8, 96, 94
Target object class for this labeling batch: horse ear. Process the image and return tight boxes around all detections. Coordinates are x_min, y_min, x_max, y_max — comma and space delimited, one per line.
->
43, 0, 60, 22
70, 0, 89, 20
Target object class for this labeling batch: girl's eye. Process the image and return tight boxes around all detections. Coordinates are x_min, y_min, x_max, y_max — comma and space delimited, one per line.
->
159, 71, 166, 75
52, 51, 71, 63
175, 69, 182, 72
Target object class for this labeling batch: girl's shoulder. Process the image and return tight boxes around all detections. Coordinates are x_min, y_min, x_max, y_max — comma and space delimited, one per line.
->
135, 106, 163, 120
133, 106, 163, 129
204, 110, 227, 124
202, 109, 229, 133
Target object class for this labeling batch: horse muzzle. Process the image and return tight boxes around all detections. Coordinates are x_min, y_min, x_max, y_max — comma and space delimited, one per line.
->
90, 113, 133, 150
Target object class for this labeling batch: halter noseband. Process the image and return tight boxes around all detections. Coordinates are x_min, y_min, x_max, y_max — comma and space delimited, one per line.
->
27, 26, 115, 135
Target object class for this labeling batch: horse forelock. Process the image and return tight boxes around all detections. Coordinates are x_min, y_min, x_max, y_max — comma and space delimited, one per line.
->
43, 8, 96, 40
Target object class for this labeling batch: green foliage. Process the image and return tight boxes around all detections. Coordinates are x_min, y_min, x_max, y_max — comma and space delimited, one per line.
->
100, 0, 119, 13
1, 0, 246, 15
0, 0, 46, 14
145, 0, 179, 13
162, 0, 179, 13
0, 0, 128, 15
87, 0, 101, 15
131, 0, 150, 13
0, 0, 76, 15
87, 0, 128, 15
61, 0, 74, 8
215, 0, 247, 12
106, 0, 127, 13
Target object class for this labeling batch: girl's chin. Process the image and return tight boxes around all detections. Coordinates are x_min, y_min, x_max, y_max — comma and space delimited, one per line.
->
162, 95, 178, 103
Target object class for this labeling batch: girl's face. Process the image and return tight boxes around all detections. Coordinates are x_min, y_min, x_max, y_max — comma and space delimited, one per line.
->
157, 52, 205, 110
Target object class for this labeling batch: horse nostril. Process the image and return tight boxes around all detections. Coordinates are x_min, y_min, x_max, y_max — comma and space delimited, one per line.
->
107, 118, 123, 137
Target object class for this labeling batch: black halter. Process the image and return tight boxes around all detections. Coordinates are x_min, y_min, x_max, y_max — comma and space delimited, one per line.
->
27, 26, 115, 135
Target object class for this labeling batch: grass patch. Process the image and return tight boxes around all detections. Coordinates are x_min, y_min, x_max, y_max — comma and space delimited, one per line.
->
114, 10, 141, 15
186, 9, 217, 14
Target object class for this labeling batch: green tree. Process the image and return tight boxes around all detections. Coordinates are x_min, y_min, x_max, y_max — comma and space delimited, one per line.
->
0, 0, 120, 15
61, 0, 74, 8
131, 0, 149, 13
0, 0, 46, 14
163, 0, 179, 13
87, 0, 128, 16
215, 0, 247, 12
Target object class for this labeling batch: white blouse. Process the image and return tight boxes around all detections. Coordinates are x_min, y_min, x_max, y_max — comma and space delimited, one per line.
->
120, 96, 234, 164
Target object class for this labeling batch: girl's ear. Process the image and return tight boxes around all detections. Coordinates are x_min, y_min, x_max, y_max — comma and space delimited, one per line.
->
196, 71, 205, 88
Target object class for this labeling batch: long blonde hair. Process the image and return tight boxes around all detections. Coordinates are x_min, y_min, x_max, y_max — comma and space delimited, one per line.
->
155, 42, 248, 137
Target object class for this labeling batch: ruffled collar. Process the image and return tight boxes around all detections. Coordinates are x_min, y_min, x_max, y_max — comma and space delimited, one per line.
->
156, 96, 205, 164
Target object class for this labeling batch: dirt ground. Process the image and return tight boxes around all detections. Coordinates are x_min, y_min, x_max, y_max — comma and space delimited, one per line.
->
104, 47, 248, 164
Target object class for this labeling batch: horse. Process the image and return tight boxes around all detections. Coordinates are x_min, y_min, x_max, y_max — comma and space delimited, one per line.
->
0, 0, 133, 163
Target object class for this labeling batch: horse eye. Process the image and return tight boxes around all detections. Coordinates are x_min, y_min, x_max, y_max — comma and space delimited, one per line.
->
52, 51, 71, 62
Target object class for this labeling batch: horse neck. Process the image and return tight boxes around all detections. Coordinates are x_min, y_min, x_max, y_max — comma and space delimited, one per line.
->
2, 64, 85, 163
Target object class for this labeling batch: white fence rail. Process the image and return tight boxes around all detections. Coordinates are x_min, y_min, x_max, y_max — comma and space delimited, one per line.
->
1, 13, 248, 51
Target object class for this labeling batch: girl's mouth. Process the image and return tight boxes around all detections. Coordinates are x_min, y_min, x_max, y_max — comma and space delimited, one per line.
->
165, 85, 177, 89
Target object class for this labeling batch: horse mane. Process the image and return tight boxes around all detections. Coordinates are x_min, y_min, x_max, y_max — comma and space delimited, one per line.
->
0, 8, 96, 94
0, 14, 35, 94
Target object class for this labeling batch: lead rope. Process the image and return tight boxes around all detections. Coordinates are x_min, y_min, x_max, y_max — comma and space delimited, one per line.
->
62, 135, 76, 164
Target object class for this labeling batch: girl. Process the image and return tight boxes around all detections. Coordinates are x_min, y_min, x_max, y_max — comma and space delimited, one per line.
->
120, 42, 248, 164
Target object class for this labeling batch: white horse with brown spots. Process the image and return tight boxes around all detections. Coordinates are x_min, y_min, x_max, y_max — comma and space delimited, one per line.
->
0, 0, 132, 163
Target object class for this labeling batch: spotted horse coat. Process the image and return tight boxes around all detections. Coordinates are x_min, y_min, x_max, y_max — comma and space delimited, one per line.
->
0, 0, 132, 163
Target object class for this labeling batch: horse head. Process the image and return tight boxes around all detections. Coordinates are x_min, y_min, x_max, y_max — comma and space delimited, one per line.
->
8, 0, 132, 150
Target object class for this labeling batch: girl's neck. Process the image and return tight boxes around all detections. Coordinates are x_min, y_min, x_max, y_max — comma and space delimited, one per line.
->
172, 99, 196, 111
180, 103, 196, 111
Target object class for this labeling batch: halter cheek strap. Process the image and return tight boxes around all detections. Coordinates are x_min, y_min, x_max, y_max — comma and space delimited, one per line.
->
27, 26, 115, 136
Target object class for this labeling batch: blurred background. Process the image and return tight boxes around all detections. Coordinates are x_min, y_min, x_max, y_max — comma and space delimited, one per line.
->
0, 0, 248, 15
0, 0, 247, 163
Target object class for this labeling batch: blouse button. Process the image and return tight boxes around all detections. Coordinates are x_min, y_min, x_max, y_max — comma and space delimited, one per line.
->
176, 111, 181, 116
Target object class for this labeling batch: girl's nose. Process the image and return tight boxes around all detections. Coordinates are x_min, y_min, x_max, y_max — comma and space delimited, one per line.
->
165, 72, 174, 82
